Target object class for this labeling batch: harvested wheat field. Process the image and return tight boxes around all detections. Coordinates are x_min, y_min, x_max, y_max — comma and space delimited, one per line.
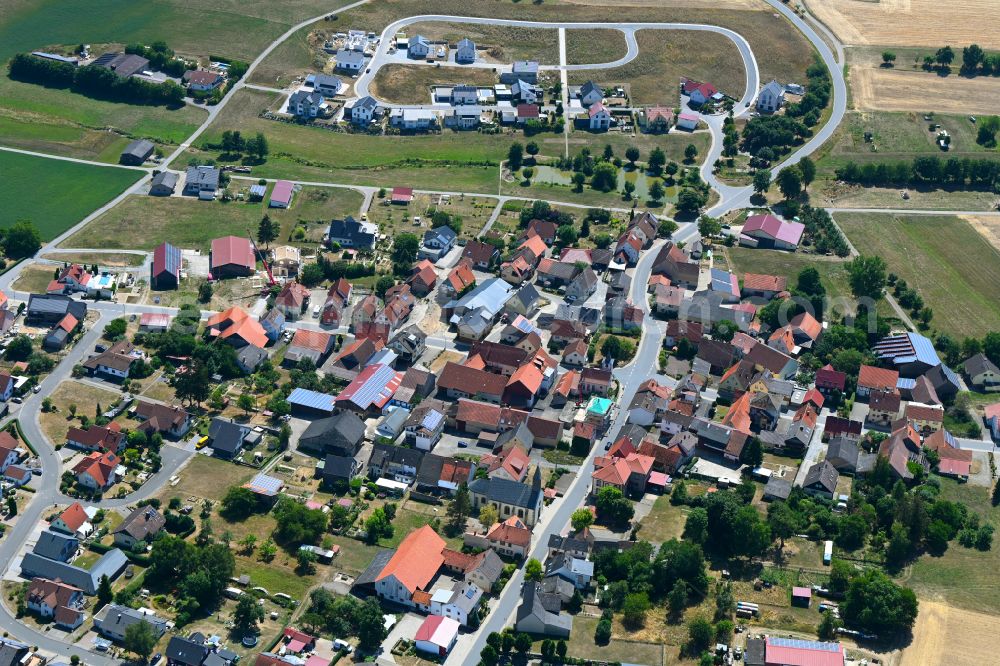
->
563, 0, 765, 8
853, 67, 1000, 115
962, 215, 1000, 253
901, 601, 1000, 666
805, 0, 1000, 50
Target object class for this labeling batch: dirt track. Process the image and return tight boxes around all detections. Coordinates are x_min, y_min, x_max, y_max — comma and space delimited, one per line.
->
805, 0, 1000, 49
852, 66, 1000, 115
901, 600, 1000, 666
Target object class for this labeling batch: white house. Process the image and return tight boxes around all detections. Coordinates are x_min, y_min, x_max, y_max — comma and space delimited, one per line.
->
415, 616, 459, 658
676, 112, 699, 131
455, 38, 476, 64
430, 582, 483, 626
588, 102, 611, 131
288, 90, 324, 118
512, 79, 541, 105
757, 79, 785, 113
391, 108, 436, 130
350, 96, 379, 125
451, 85, 478, 106
407, 35, 431, 59
578, 80, 603, 107
335, 49, 364, 72
312, 73, 342, 97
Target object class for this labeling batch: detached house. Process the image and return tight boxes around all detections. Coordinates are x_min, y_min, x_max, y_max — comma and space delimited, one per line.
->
964, 353, 1000, 392
420, 226, 458, 261
455, 38, 476, 64
757, 79, 785, 113
328, 216, 377, 249
578, 80, 603, 106
72, 451, 120, 491
587, 102, 612, 131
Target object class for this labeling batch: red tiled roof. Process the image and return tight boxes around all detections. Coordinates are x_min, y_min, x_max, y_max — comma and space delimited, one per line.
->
54, 502, 89, 532
742, 273, 787, 293
290, 328, 333, 354
487, 516, 531, 547
211, 235, 255, 270
375, 525, 445, 593
858, 364, 899, 391
905, 403, 944, 422
438, 362, 507, 397
790, 311, 822, 341
391, 187, 414, 202
816, 364, 847, 391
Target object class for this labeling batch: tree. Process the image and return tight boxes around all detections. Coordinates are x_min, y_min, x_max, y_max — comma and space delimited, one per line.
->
297, 548, 318, 574
741, 436, 764, 468
675, 188, 706, 216
5, 496, 15, 518
97, 575, 113, 609
649, 180, 666, 203
233, 593, 265, 636
590, 162, 618, 192
687, 616, 714, 652
3, 220, 42, 258
391, 232, 420, 271
935, 45, 955, 67
767, 501, 797, 550
104, 318, 127, 340
648, 147, 666, 174
556, 640, 567, 661
842, 569, 918, 634
257, 215, 278, 248
525, 557, 543, 582
963, 44, 985, 73
5, 335, 32, 361
507, 142, 524, 170
752, 169, 771, 194
258, 538, 277, 562
571, 508, 594, 532
625, 146, 640, 166
123, 621, 157, 661
992, 479, 1000, 507
374, 275, 395, 299
594, 618, 612, 644
447, 485, 471, 536
622, 180, 636, 200
684, 143, 698, 162
847, 255, 888, 300
697, 215, 722, 238
237, 393, 255, 416
239, 534, 258, 554
479, 504, 498, 527
300, 262, 325, 286
668, 580, 689, 620
479, 645, 499, 666
572, 171, 586, 191
682, 507, 709, 544
622, 592, 650, 628
197, 281, 213, 303
595, 486, 634, 527
356, 597, 388, 651
798, 156, 816, 188
525, 141, 539, 158
818, 610, 839, 640
252, 133, 269, 160
221, 486, 258, 521
777, 166, 802, 199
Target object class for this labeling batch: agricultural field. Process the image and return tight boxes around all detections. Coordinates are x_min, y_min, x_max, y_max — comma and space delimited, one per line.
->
900, 601, 1000, 666
0, 151, 142, 240
0, 76, 207, 162
0, 0, 358, 64
404, 22, 560, 64
369, 65, 499, 105
67, 186, 364, 252
834, 213, 1000, 339
564, 29, 629, 66
567, 29, 747, 106
720, 246, 855, 306
803, 0, 1000, 50
851, 66, 1000, 116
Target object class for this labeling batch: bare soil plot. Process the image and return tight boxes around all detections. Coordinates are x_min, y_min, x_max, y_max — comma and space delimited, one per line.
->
157, 454, 255, 504
901, 600, 999, 665
568, 29, 747, 106
961, 215, 1000, 253
852, 66, 1000, 116
369, 65, 499, 105
564, 29, 628, 66
39, 252, 145, 267
404, 21, 560, 64
804, 0, 1000, 50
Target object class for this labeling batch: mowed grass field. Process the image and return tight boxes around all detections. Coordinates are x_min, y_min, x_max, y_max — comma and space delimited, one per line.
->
68, 185, 365, 252
721, 246, 854, 305
0, 151, 142, 240
0, 76, 207, 162
370, 65, 499, 104
568, 29, 748, 105
835, 213, 1000, 339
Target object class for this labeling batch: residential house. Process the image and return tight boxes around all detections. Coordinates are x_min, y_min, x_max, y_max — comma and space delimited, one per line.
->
905, 403, 945, 434
285, 328, 335, 366
592, 452, 654, 497
328, 215, 377, 249
504, 283, 541, 319
578, 80, 603, 106
802, 461, 839, 500
742, 273, 787, 300
467, 516, 531, 558
544, 553, 593, 590
368, 443, 425, 483
415, 616, 460, 657
206, 307, 268, 349
562, 340, 589, 367
27, 578, 84, 629
95, 604, 167, 642
924, 428, 973, 479
210, 235, 255, 278
407, 34, 431, 58
273, 281, 310, 320
463, 240, 500, 270
82, 340, 139, 380
404, 402, 447, 450
683, 78, 719, 106
416, 454, 476, 495
455, 38, 476, 64
270, 245, 301, 278
815, 363, 847, 397
207, 417, 251, 460
335, 48, 364, 72
867, 389, 901, 428
408, 260, 437, 296
350, 95, 379, 125
66, 424, 123, 455
311, 73, 342, 96
50, 502, 93, 538
481, 444, 531, 482
515, 584, 571, 638
72, 451, 120, 491
133, 401, 191, 439
183, 70, 224, 92
320, 278, 353, 327
468, 468, 543, 527
183, 165, 220, 199
149, 171, 178, 196
113, 506, 165, 550
652, 241, 700, 288
26, 294, 86, 327
676, 112, 699, 130
391, 108, 437, 130
166, 636, 209, 666
320, 454, 358, 488
420, 226, 458, 261
389, 326, 427, 366
756, 79, 785, 113
857, 364, 899, 400
587, 102, 611, 131
641, 106, 674, 132
964, 353, 1000, 392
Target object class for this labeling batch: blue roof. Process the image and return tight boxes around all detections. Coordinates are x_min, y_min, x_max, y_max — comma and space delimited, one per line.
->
249, 184, 267, 198
288, 387, 335, 411
896, 377, 916, 390
421, 409, 444, 431
875, 332, 940, 367
768, 638, 841, 653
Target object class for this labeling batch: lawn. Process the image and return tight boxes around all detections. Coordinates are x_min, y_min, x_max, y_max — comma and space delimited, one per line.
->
636, 494, 689, 544
38, 252, 145, 267
0, 151, 142, 240
899, 478, 1000, 615
67, 186, 364, 252
559, 615, 665, 666
834, 213, 1000, 339
721, 246, 855, 306
567, 29, 748, 106
370, 65, 499, 105
12, 264, 59, 294
0, 76, 207, 162
378, 503, 462, 550
565, 29, 628, 66
38, 380, 122, 446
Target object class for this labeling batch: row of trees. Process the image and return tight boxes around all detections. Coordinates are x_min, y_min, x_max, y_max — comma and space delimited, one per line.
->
905, 44, 1000, 77
9, 53, 185, 106
216, 130, 270, 161
835, 156, 1000, 190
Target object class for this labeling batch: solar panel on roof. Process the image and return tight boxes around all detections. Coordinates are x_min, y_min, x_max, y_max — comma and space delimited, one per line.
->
288, 387, 335, 411
768, 637, 841, 652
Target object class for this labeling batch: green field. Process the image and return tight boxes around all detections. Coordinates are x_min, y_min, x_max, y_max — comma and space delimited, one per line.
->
900, 478, 1000, 615
0, 76, 207, 162
67, 185, 365, 252
0, 150, 142, 240
815, 111, 994, 178
835, 213, 1000, 339
721, 246, 855, 305
0, 0, 355, 63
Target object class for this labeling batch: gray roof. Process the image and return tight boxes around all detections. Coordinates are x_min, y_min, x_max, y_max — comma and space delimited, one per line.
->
27, 294, 87, 320
150, 171, 178, 190
354, 95, 378, 112
763, 476, 792, 500
328, 216, 377, 247
545, 552, 594, 579
508, 283, 540, 310
826, 437, 860, 471
370, 442, 425, 470
95, 603, 168, 638
185, 165, 220, 190
447, 580, 483, 613
446, 278, 515, 318
0, 640, 28, 666
744, 638, 766, 666
472, 548, 504, 584
336, 49, 365, 67
208, 418, 250, 455
312, 73, 341, 90
237, 344, 267, 371
424, 225, 457, 246
354, 548, 395, 588
290, 90, 324, 107
114, 506, 165, 542
322, 454, 356, 480
301, 411, 366, 454
540, 574, 576, 601
580, 80, 601, 97
122, 139, 154, 160
20, 549, 127, 595
468, 476, 540, 509
516, 583, 571, 632
803, 461, 839, 493
33, 530, 78, 562
165, 636, 208, 666
964, 353, 1000, 378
